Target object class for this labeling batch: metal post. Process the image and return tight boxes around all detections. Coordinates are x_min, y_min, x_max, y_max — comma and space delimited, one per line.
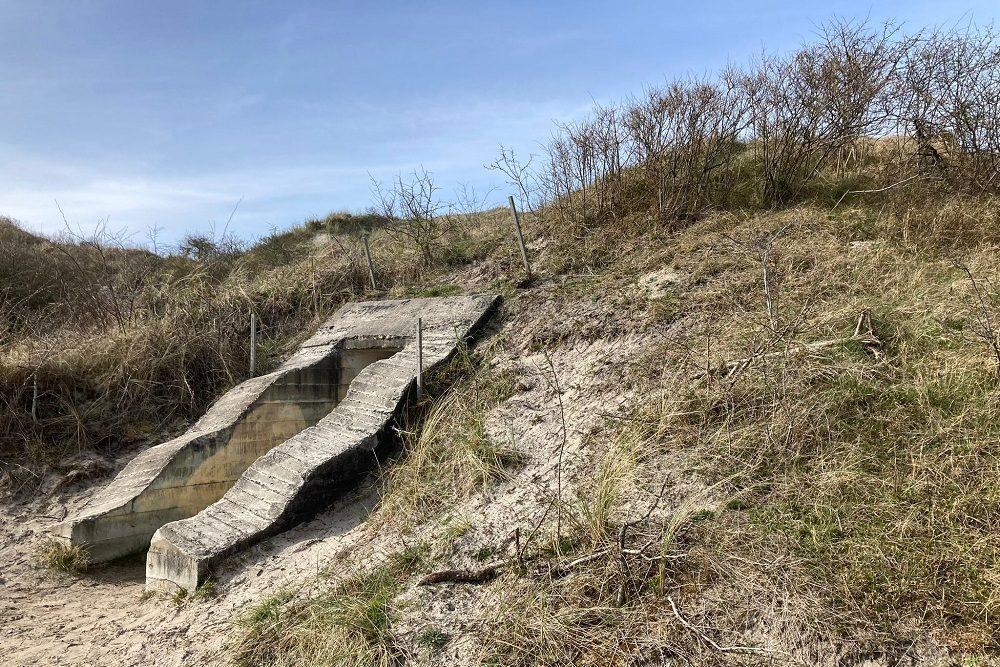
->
362, 233, 377, 290
508, 195, 532, 279
249, 312, 257, 377
416, 317, 423, 401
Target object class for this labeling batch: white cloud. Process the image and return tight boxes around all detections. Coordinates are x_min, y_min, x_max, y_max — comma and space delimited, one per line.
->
1, 162, 356, 239
0, 93, 588, 245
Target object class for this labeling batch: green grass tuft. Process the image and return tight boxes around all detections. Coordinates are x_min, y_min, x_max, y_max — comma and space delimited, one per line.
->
374, 342, 522, 528
39, 540, 89, 574
415, 627, 451, 649
232, 546, 426, 667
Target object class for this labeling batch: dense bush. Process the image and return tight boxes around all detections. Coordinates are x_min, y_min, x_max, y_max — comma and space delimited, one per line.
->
529, 20, 1000, 229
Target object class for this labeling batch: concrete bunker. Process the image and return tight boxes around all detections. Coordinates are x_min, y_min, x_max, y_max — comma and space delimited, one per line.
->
144, 295, 498, 592
50, 296, 499, 591
52, 335, 407, 564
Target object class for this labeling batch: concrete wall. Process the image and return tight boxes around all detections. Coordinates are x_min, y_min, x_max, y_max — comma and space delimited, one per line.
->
143, 296, 500, 592
53, 344, 403, 563
337, 338, 406, 401
145, 358, 342, 518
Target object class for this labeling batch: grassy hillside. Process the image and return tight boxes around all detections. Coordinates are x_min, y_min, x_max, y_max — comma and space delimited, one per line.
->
6, 17, 1000, 665
221, 195, 1000, 666
222, 21, 1000, 664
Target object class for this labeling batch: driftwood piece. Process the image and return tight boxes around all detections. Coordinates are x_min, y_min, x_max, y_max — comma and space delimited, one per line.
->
546, 549, 610, 579
419, 562, 504, 586
699, 310, 885, 381
832, 174, 937, 210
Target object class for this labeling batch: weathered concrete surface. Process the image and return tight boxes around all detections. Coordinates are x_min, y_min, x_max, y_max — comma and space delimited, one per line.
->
143, 295, 498, 592
53, 296, 496, 565
51, 351, 343, 563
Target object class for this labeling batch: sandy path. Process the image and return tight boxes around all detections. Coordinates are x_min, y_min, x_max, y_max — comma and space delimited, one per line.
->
0, 480, 381, 667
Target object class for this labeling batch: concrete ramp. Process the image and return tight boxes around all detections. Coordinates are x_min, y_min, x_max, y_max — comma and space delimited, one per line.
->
146, 295, 497, 591
52, 296, 497, 571
52, 350, 346, 563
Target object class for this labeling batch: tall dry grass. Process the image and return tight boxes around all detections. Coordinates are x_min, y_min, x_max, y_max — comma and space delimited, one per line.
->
0, 210, 516, 492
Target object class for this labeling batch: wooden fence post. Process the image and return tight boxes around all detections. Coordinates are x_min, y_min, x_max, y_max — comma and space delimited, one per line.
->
362, 233, 377, 290
508, 195, 532, 279
249, 312, 257, 378
416, 317, 423, 400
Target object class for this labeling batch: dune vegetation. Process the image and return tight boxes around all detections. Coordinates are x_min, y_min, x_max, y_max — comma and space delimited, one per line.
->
5, 17, 1000, 665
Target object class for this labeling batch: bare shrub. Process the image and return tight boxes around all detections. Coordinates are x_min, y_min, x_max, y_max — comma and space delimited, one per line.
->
487, 145, 539, 213
533, 18, 1000, 233
954, 261, 1000, 374
740, 20, 909, 205
624, 73, 749, 217
891, 24, 1000, 192
370, 167, 446, 263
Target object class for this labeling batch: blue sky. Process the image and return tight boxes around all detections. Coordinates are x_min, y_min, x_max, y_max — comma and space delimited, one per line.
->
1, 1, 997, 246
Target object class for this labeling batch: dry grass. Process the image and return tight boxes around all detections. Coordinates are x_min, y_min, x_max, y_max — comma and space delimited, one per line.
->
468, 201, 1000, 662
636, 207, 1000, 650
477, 510, 715, 667
679, 341, 1000, 646
232, 546, 426, 667
39, 540, 90, 574
372, 341, 522, 529
567, 412, 657, 547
